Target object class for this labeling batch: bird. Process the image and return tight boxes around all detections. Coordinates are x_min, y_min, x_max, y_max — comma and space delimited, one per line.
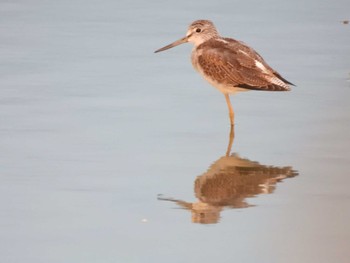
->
155, 20, 294, 126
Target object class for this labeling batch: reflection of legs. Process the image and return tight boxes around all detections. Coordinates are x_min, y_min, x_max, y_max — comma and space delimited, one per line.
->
225, 124, 235, 157
224, 94, 234, 126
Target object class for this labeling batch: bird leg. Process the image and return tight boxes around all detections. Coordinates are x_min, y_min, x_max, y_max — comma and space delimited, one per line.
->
224, 94, 234, 126
225, 124, 235, 157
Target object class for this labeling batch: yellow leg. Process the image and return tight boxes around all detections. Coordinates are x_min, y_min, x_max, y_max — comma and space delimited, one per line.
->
224, 94, 234, 126
225, 124, 235, 157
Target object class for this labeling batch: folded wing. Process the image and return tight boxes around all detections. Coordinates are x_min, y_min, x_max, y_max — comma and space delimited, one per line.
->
196, 38, 293, 91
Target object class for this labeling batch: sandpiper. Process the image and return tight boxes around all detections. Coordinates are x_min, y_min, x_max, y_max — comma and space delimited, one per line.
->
155, 20, 294, 126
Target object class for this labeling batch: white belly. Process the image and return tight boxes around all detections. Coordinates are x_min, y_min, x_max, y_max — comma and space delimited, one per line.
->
200, 72, 248, 94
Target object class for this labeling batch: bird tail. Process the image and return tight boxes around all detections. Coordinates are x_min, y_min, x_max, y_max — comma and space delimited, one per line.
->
273, 72, 296, 86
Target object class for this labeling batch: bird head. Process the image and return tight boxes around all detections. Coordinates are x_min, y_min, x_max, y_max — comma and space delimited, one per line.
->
155, 20, 219, 53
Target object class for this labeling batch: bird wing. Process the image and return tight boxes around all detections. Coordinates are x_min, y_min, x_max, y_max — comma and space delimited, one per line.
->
196, 38, 291, 91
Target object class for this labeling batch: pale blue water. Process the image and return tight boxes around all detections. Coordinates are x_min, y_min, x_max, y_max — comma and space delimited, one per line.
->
0, 0, 349, 262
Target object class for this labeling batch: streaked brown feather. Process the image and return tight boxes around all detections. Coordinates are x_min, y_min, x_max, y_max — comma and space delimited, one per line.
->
194, 38, 292, 92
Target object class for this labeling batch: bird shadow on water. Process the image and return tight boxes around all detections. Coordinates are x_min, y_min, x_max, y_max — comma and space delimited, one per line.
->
158, 126, 298, 224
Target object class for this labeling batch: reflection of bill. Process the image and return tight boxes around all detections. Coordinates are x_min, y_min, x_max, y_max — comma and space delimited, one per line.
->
158, 126, 298, 224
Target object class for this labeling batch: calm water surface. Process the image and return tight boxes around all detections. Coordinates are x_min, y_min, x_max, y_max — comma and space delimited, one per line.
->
0, 0, 349, 262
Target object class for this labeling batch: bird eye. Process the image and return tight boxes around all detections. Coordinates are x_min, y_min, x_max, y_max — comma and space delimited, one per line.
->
196, 28, 202, 33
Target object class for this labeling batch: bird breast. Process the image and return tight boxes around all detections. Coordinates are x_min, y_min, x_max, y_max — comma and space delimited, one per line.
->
191, 47, 248, 94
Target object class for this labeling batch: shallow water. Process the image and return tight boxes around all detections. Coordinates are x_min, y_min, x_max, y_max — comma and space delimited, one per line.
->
1, 0, 350, 262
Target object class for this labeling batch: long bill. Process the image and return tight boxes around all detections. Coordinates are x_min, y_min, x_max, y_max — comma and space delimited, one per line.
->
154, 36, 188, 53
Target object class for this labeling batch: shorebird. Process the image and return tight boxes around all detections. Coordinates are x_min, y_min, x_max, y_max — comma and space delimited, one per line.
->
155, 20, 294, 126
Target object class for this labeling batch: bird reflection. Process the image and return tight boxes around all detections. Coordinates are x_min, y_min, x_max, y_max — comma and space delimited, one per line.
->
158, 126, 298, 224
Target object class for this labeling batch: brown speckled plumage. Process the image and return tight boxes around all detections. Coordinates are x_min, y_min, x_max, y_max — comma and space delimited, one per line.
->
193, 38, 293, 92
155, 20, 294, 125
